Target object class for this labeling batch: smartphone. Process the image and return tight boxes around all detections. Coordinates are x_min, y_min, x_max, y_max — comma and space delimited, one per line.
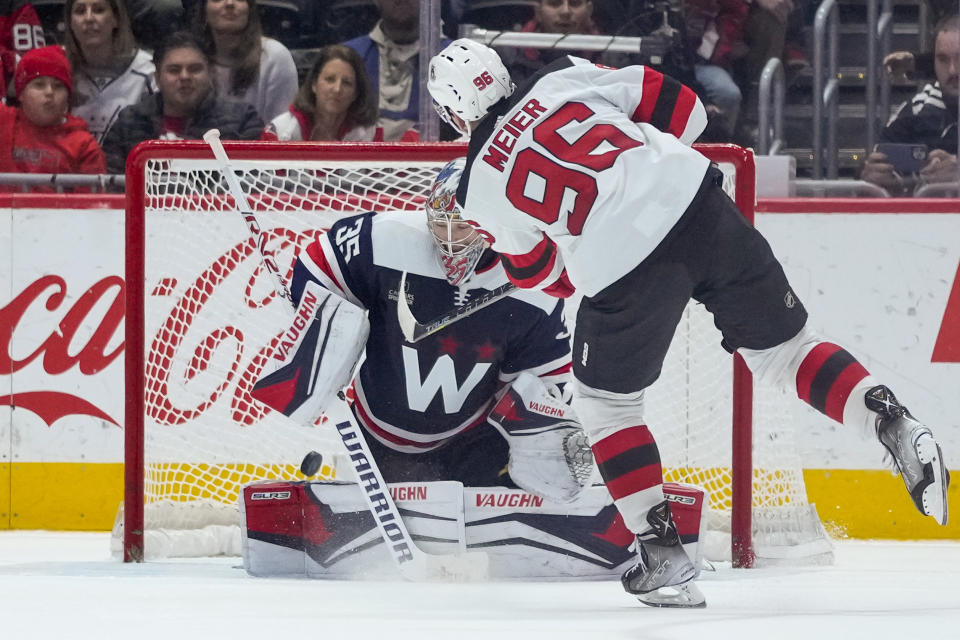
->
875, 143, 929, 174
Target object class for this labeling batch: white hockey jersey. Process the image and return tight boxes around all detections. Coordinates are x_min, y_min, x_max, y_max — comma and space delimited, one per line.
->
457, 56, 711, 298
71, 49, 155, 144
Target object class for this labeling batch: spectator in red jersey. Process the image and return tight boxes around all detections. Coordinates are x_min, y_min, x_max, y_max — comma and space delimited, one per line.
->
0, 45, 106, 187
1, 2, 46, 103
262, 44, 390, 142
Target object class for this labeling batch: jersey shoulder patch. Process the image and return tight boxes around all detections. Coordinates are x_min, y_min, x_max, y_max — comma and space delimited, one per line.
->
370, 210, 445, 278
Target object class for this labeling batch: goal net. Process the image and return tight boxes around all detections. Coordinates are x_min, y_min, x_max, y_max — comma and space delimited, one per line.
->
120, 141, 832, 567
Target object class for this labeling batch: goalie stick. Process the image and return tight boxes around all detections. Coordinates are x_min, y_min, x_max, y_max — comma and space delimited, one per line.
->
203, 129, 488, 581
397, 271, 516, 342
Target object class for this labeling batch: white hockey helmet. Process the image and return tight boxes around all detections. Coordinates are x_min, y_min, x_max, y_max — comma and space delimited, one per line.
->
428, 38, 515, 137
426, 158, 487, 286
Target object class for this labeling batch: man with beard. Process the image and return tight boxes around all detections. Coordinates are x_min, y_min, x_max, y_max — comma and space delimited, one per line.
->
862, 13, 959, 195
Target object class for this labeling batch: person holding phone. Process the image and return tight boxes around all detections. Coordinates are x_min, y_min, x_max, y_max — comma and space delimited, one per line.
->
861, 13, 958, 195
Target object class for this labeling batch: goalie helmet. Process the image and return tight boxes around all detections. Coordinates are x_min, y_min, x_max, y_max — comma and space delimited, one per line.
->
428, 38, 515, 137
426, 158, 486, 286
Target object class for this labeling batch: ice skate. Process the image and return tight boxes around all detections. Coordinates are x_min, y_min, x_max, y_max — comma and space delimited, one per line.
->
621, 501, 705, 608
867, 385, 950, 525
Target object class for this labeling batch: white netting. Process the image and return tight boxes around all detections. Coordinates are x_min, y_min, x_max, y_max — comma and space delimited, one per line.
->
123, 144, 830, 564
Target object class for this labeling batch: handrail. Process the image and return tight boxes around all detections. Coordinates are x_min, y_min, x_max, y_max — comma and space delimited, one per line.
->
813, 0, 840, 179
913, 182, 960, 198
866, 0, 894, 155
419, 0, 442, 141
758, 58, 785, 155
462, 25, 656, 56
0, 173, 125, 192
792, 179, 890, 197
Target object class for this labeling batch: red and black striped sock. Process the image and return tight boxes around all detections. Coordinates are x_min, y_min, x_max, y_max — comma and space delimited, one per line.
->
795, 342, 871, 424
591, 425, 663, 503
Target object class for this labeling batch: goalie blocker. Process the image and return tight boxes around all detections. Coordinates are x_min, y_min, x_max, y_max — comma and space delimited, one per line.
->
250, 282, 368, 424
241, 480, 708, 580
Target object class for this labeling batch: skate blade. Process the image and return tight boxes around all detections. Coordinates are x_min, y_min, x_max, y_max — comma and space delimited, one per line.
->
917, 436, 949, 526
635, 582, 706, 609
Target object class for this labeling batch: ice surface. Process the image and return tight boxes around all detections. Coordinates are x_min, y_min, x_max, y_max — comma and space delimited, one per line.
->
1, 532, 958, 639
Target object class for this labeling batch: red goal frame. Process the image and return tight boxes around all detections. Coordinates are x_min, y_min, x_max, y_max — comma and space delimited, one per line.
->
123, 140, 757, 567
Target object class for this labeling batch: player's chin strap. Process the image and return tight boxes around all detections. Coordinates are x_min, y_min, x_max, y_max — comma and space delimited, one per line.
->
204, 129, 489, 582
397, 271, 516, 342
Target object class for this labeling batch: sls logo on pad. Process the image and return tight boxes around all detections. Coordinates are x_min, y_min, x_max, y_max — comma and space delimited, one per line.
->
250, 491, 292, 501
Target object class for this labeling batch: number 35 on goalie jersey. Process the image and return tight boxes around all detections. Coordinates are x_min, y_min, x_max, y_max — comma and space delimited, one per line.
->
290, 210, 572, 453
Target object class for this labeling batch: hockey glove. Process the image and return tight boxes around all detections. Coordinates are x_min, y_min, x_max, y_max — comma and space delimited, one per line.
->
487, 372, 594, 503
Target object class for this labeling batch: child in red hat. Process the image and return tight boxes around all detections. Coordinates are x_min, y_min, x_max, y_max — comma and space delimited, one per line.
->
0, 45, 105, 189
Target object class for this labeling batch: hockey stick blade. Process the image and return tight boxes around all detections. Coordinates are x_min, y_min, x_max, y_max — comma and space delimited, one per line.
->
397, 271, 516, 343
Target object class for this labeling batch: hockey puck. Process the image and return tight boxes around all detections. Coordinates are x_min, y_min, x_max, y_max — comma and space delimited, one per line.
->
300, 451, 324, 476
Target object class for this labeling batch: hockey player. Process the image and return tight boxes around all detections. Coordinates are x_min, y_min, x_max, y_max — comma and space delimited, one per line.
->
426, 39, 951, 608
252, 159, 591, 505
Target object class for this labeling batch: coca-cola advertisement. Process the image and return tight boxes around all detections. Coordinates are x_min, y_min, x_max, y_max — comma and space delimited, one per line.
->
2, 196, 959, 538
2, 209, 125, 458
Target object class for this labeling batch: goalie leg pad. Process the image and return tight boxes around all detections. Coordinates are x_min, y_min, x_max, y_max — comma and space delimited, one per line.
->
243, 481, 643, 580
663, 482, 709, 578
487, 372, 593, 504
251, 282, 369, 424
241, 480, 466, 578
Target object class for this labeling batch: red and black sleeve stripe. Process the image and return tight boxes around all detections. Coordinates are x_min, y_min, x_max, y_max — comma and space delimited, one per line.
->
500, 234, 561, 290
630, 68, 699, 139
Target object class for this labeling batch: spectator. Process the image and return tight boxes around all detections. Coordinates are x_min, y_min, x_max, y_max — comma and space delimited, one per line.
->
0, 45, 105, 186
1, 2, 46, 103
126, 0, 184, 51
193, 0, 298, 121
101, 30, 263, 174
595, 0, 734, 141
884, 0, 959, 84
495, 0, 602, 87
684, 0, 748, 138
737, 0, 811, 142
263, 44, 399, 141
344, 0, 450, 141
63, 0, 155, 144
862, 14, 958, 196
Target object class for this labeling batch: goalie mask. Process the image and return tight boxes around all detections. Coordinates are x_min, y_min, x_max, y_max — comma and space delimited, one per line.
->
427, 158, 486, 286
428, 39, 515, 137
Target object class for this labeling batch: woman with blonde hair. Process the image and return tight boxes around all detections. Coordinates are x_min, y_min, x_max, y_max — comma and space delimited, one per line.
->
264, 44, 407, 142
193, 0, 298, 121
62, 0, 155, 144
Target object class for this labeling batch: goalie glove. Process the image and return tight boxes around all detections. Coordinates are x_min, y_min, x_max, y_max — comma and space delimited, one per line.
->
251, 282, 369, 424
487, 372, 594, 503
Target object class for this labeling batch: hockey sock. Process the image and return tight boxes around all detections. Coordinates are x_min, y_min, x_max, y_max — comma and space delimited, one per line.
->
795, 342, 879, 438
590, 425, 665, 534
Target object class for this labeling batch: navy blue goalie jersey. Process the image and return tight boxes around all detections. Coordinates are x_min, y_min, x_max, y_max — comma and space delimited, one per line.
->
290, 210, 572, 453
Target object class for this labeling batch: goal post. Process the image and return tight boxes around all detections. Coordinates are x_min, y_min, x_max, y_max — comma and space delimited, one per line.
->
122, 140, 830, 568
